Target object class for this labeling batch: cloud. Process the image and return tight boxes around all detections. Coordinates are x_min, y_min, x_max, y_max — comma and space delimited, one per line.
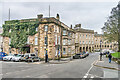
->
0, 2, 118, 34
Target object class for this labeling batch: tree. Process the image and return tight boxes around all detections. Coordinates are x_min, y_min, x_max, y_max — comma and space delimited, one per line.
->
102, 2, 120, 52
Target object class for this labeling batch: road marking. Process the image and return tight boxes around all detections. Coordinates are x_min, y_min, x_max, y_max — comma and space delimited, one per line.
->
26, 76, 30, 77
83, 60, 96, 78
83, 75, 87, 78
6, 72, 12, 74
91, 76, 94, 78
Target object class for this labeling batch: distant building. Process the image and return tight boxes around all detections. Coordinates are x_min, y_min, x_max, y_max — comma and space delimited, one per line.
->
74, 24, 94, 53
94, 32, 118, 52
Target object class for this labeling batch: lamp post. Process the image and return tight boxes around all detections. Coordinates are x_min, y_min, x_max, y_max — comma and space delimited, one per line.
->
100, 40, 102, 61
45, 28, 48, 63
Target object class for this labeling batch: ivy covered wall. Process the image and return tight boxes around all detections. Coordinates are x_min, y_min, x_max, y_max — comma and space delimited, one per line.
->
2, 20, 39, 52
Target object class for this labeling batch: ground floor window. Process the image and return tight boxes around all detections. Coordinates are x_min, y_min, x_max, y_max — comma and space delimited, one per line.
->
63, 48, 66, 54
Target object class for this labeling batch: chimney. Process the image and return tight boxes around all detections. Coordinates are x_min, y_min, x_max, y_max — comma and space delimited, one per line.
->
74, 24, 81, 29
56, 13, 60, 20
94, 32, 98, 34
70, 24, 72, 29
37, 14, 43, 19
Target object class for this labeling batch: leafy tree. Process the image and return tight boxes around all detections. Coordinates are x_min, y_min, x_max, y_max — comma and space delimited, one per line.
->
102, 2, 120, 52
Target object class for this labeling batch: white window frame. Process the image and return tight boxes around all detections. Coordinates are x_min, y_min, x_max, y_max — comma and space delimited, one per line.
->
35, 37, 38, 45
80, 41, 81, 44
63, 30, 67, 35
63, 39, 66, 45
44, 25, 48, 32
58, 36, 60, 45
36, 27, 38, 32
55, 35, 57, 45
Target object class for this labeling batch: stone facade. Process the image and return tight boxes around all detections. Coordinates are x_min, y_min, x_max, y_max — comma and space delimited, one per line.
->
94, 32, 118, 52
74, 24, 94, 53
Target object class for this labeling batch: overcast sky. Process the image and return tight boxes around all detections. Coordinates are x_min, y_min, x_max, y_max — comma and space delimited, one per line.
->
0, 0, 119, 34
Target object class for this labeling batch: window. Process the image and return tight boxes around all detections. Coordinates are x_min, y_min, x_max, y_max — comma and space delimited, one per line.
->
86, 41, 88, 44
92, 41, 94, 44
83, 34, 84, 37
80, 41, 81, 44
35, 37, 38, 45
55, 48, 57, 56
89, 34, 90, 39
57, 27, 59, 33
59, 27, 60, 32
68, 48, 71, 52
68, 39, 71, 45
55, 35, 57, 45
83, 41, 84, 44
63, 39, 66, 45
44, 36, 47, 45
9, 38, 11, 45
27, 37, 29, 44
58, 36, 60, 45
44, 25, 48, 31
80, 34, 81, 38
89, 41, 91, 44
63, 48, 66, 54
68, 32, 71, 37
86, 34, 87, 38
63, 30, 67, 35
36, 27, 38, 32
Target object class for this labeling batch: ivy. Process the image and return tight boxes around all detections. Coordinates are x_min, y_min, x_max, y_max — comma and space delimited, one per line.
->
2, 20, 39, 52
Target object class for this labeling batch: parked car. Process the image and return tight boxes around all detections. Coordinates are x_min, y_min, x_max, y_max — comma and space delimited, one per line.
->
24, 53, 38, 62
73, 53, 84, 59
12, 54, 23, 62
3, 54, 14, 61
0, 52, 7, 60
27, 57, 41, 62
19, 54, 25, 61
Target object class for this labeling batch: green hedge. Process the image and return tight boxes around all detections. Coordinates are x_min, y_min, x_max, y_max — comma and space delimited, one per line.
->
111, 52, 120, 58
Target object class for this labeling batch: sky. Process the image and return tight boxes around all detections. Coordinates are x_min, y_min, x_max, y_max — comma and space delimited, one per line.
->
0, 0, 119, 34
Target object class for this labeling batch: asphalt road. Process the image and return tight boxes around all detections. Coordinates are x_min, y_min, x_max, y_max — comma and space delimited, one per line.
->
1, 52, 118, 79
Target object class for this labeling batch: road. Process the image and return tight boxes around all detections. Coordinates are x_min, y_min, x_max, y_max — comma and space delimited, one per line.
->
1, 52, 119, 79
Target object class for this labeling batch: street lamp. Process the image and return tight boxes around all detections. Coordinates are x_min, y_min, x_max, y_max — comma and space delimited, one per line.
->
45, 25, 48, 63
100, 40, 102, 61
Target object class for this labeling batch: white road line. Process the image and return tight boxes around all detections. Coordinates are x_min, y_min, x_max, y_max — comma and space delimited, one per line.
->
83, 60, 96, 78
83, 75, 87, 78
91, 76, 94, 78
6, 72, 12, 74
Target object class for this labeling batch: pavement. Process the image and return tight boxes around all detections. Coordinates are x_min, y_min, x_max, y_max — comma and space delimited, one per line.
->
94, 55, 119, 71
93, 55, 120, 79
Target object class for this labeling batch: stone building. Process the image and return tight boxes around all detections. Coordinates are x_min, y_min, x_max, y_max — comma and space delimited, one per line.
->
2, 14, 75, 59
74, 24, 94, 53
94, 32, 118, 52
